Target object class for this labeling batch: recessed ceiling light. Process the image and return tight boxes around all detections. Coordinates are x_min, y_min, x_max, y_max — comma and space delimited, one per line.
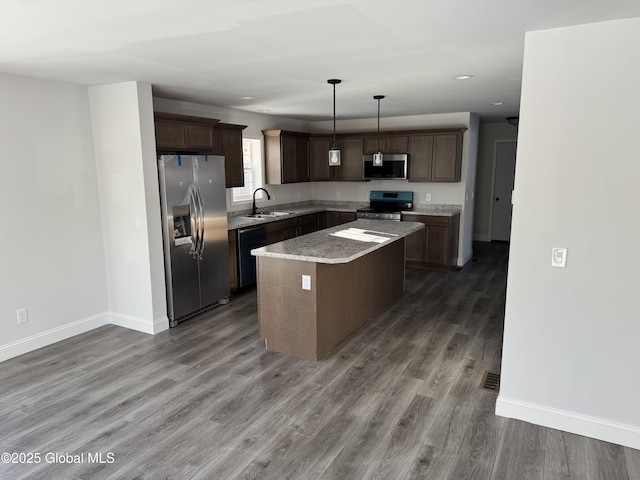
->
258, 109, 270, 112
242, 96, 255, 100
452, 74, 474, 80
492, 102, 505, 106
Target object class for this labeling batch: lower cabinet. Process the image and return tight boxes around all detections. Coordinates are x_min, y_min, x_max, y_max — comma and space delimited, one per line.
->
324, 211, 356, 228
402, 214, 460, 270
228, 229, 238, 291
227, 211, 350, 293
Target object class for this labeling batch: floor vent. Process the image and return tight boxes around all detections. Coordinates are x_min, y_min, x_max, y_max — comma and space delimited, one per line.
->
472, 258, 479, 263
454, 266, 463, 272
481, 371, 500, 391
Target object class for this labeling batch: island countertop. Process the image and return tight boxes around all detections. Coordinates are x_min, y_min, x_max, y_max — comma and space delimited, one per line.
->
251, 219, 424, 264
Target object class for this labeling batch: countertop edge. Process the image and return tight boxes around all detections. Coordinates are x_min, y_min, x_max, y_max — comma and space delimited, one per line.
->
251, 220, 424, 264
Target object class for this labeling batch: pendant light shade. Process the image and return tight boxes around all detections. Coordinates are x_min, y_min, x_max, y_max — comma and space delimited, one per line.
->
328, 79, 342, 166
373, 95, 385, 166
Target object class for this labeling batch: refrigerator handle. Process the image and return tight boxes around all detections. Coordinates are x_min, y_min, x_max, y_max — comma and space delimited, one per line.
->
195, 187, 205, 259
189, 187, 200, 257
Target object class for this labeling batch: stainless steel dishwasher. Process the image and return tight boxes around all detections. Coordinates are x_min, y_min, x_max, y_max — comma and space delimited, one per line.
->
237, 225, 267, 288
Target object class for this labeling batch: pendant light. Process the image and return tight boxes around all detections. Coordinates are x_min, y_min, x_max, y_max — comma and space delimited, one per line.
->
328, 79, 341, 166
373, 95, 385, 166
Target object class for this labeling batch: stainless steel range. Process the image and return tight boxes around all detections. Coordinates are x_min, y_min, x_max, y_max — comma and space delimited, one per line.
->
356, 190, 414, 221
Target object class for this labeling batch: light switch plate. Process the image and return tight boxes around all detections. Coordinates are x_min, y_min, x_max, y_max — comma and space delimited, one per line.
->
551, 247, 568, 268
302, 275, 311, 290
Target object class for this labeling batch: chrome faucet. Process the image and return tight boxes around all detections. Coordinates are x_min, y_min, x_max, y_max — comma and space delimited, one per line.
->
252, 188, 271, 215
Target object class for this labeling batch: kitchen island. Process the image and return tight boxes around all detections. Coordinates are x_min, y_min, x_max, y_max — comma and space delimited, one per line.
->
252, 219, 424, 360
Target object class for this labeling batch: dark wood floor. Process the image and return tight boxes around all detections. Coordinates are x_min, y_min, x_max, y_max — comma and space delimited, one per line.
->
1, 242, 638, 479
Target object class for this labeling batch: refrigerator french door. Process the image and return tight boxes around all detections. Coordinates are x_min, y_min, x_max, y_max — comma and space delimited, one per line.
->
158, 155, 230, 326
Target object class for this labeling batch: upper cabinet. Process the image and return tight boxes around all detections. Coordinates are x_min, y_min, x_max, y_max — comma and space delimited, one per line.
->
309, 136, 333, 181
263, 130, 310, 184
309, 135, 365, 182
333, 136, 364, 181
154, 113, 219, 152
153, 112, 247, 188
408, 131, 465, 183
363, 134, 409, 154
216, 123, 246, 188
263, 127, 466, 184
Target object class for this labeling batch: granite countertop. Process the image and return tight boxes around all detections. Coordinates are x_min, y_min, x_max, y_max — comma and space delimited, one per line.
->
227, 201, 366, 230
227, 201, 460, 230
404, 204, 462, 216
251, 219, 424, 264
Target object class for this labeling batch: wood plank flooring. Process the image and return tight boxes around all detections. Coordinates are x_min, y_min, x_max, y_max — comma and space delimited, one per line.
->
1, 242, 638, 479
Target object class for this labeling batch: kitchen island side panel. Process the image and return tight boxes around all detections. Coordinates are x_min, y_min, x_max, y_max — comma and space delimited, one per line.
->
257, 239, 406, 360
256, 257, 319, 358
316, 239, 405, 359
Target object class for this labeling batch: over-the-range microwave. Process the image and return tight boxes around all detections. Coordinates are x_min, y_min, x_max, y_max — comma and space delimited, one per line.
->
363, 153, 408, 180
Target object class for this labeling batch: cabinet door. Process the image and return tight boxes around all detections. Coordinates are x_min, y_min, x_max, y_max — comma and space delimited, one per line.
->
338, 212, 356, 224
155, 120, 187, 150
425, 225, 450, 266
431, 134, 461, 182
219, 128, 244, 188
364, 135, 409, 154
279, 135, 297, 184
332, 137, 364, 181
310, 136, 332, 181
408, 134, 434, 182
228, 230, 238, 291
324, 211, 340, 228
298, 213, 318, 235
401, 214, 426, 262
186, 124, 215, 151
295, 135, 310, 182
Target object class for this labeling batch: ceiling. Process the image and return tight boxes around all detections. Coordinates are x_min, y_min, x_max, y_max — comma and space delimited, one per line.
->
2, 0, 640, 122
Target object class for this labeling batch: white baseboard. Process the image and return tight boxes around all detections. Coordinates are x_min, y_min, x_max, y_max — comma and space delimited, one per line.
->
109, 312, 169, 335
458, 249, 474, 267
0, 313, 110, 363
496, 395, 640, 450
0, 312, 170, 363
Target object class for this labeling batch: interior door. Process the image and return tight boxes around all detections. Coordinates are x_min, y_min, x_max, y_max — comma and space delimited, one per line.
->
491, 141, 517, 241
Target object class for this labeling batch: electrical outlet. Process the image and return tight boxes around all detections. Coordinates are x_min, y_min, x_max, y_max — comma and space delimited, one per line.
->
297, 192, 301, 200
336, 192, 341, 199
302, 275, 311, 290
425, 193, 431, 202
17, 307, 28, 324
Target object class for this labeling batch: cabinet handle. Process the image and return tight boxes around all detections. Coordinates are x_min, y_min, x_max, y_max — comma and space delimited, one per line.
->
495, 197, 500, 201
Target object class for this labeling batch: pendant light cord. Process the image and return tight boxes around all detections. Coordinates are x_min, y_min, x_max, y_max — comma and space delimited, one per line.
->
377, 98, 380, 151
333, 83, 337, 148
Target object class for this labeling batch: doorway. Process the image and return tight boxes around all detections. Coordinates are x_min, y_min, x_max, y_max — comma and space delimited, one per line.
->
491, 141, 517, 242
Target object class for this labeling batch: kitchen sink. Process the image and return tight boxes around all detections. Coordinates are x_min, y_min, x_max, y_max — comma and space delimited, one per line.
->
243, 211, 292, 219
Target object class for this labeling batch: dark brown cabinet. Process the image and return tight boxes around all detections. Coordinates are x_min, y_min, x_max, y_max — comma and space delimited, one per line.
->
216, 124, 245, 188
228, 230, 238, 291
309, 136, 333, 181
332, 136, 364, 181
324, 211, 356, 228
402, 214, 460, 270
153, 112, 246, 188
263, 130, 310, 184
363, 135, 409, 154
298, 213, 320, 235
409, 132, 464, 182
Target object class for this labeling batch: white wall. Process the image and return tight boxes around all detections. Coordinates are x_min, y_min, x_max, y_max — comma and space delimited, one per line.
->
497, 18, 640, 449
153, 97, 313, 211
310, 112, 478, 266
0, 74, 109, 361
89, 82, 168, 334
474, 122, 518, 241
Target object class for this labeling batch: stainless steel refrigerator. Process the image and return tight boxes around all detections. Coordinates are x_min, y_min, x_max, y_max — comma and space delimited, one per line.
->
158, 154, 230, 327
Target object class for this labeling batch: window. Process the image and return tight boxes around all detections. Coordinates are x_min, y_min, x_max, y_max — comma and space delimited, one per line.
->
232, 137, 264, 203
